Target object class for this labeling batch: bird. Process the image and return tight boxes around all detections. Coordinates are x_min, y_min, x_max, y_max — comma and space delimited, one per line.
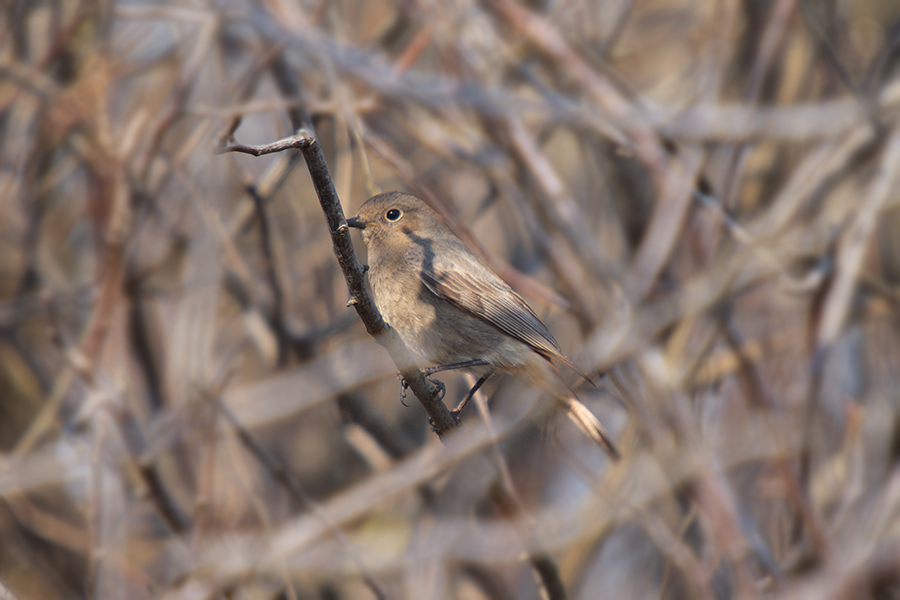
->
346, 191, 619, 460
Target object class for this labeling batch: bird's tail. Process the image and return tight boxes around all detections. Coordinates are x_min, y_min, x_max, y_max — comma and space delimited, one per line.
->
523, 359, 620, 460
558, 396, 621, 461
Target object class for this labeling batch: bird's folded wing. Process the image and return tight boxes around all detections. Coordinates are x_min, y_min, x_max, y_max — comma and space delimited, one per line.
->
410, 244, 564, 361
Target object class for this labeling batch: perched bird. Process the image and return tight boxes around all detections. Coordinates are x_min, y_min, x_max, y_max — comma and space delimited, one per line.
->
347, 191, 619, 460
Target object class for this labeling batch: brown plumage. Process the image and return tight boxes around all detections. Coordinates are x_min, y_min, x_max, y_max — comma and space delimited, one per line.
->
347, 191, 619, 460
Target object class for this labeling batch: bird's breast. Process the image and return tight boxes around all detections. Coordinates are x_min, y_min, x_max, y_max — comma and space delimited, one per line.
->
367, 259, 531, 369
368, 260, 437, 351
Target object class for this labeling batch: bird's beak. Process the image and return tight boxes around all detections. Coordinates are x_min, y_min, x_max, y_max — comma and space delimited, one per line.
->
346, 216, 365, 229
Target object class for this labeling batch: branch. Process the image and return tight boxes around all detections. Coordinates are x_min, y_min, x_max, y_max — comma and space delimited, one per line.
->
245, 182, 288, 365
212, 133, 310, 156
217, 129, 458, 435
295, 130, 459, 435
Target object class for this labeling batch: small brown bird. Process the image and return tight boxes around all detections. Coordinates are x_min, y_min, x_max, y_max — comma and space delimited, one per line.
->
347, 191, 619, 460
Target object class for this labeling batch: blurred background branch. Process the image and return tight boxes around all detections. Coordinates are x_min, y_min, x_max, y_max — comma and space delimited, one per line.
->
1, 0, 900, 599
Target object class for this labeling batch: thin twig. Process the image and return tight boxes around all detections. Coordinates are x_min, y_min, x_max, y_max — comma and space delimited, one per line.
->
212, 133, 311, 156
246, 182, 288, 365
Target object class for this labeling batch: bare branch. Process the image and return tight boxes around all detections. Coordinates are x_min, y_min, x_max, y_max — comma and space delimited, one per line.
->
217, 127, 458, 434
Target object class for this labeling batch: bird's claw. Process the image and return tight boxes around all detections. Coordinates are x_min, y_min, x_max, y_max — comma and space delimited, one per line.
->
397, 373, 410, 407
427, 376, 446, 400
428, 410, 460, 433
397, 372, 445, 406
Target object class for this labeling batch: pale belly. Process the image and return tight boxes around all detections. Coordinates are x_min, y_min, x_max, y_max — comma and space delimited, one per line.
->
370, 268, 528, 370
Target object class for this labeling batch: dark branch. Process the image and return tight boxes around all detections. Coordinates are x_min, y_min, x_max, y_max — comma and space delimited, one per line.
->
217, 126, 458, 435
290, 129, 459, 435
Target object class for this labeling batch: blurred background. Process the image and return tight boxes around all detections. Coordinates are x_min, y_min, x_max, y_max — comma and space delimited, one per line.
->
2, 0, 900, 598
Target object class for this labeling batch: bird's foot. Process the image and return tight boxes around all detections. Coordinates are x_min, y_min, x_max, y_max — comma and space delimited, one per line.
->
397, 373, 410, 407
397, 373, 446, 405
426, 376, 446, 400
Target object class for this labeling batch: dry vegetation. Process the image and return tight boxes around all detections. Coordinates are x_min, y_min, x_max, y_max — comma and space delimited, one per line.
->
3, 0, 900, 598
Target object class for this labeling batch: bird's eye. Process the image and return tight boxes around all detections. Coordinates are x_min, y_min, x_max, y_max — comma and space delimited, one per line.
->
385, 208, 402, 222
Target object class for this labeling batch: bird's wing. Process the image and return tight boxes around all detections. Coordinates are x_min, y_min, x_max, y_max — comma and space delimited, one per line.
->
408, 240, 591, 381
423, 266, 563, 357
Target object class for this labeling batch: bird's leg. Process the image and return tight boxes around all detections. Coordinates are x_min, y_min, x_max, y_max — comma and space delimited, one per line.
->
397, 360, 486, 407
421, 359, 489, 376
452, 372, 492, 418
